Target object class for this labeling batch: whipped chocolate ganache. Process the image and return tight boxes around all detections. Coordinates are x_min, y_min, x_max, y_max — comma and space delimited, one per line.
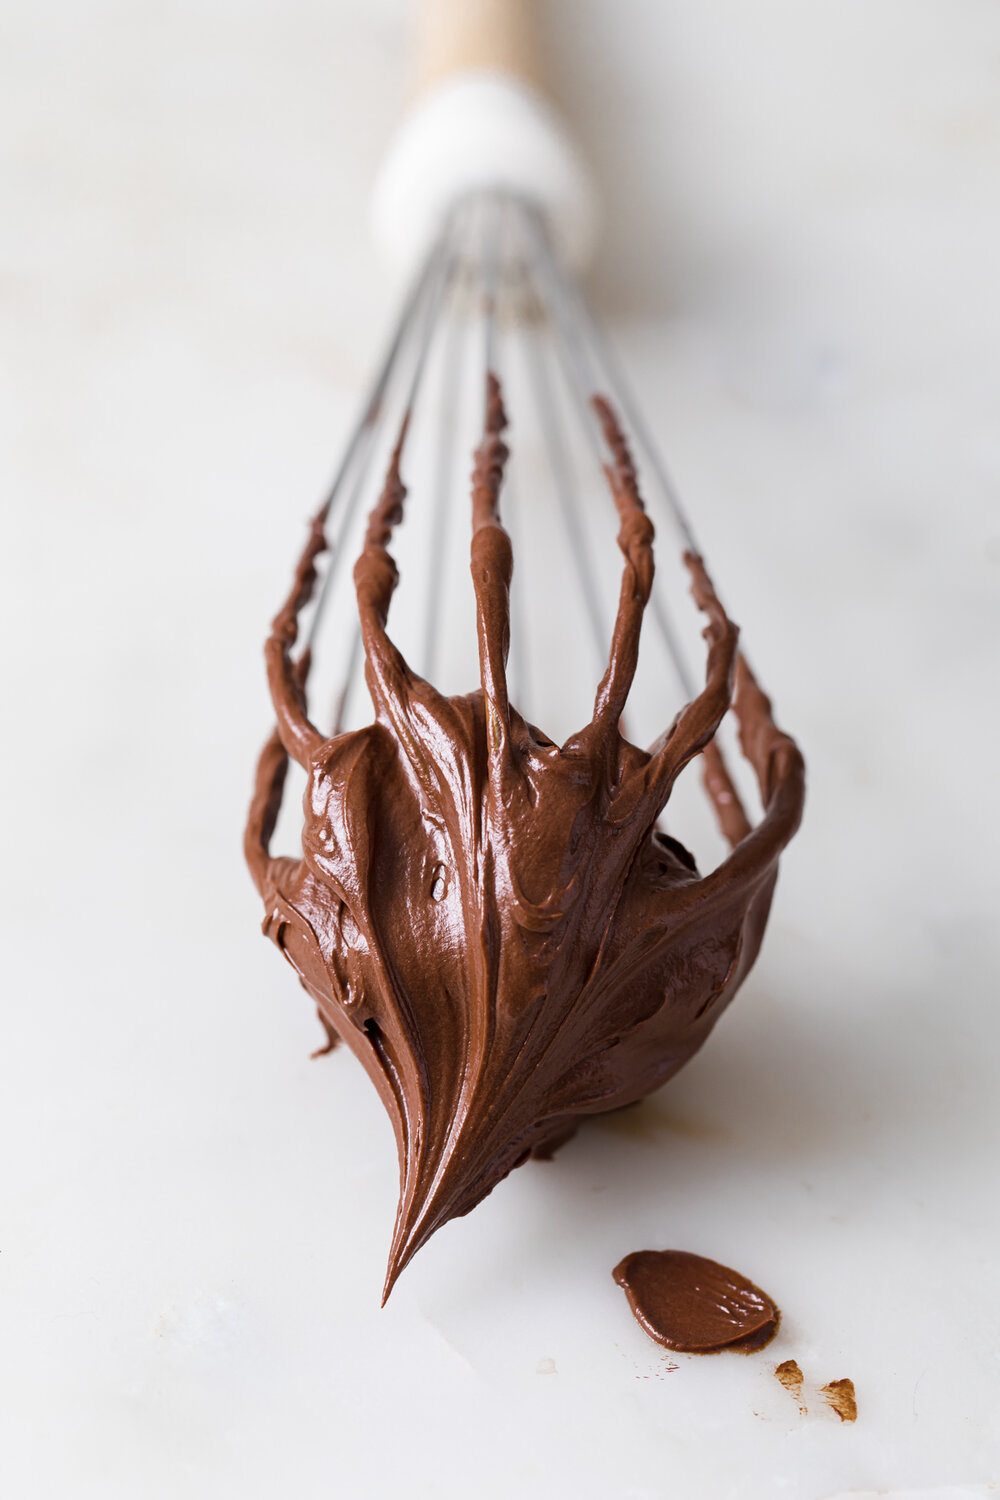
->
613, 1249, 781, 1354
245, 378, 805, 1299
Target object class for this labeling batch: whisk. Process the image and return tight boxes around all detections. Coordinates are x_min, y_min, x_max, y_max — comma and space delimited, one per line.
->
245, 0, 805, 1300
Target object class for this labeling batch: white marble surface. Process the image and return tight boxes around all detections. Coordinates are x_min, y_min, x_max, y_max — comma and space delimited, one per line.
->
2, 3, 999, 1497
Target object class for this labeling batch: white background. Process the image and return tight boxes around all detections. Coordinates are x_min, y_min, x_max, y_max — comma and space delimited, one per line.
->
2, 3, 999, 1497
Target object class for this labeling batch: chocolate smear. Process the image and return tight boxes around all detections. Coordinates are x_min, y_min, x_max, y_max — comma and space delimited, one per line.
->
613, 1249, 781, 1353
246, 378, 805, 1299
821, 1376, 858, 1422
775, 1358, 807, 1411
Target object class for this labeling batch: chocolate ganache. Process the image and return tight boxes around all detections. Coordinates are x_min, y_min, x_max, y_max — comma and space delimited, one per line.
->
612, 1249, 781, 1353
245, 378, 805, 1300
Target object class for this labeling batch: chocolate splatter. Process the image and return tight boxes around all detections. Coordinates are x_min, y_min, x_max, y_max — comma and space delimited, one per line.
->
612, 1249, 781, 1353
822, 1376, 858, 1422
774, 1358, 807, 1412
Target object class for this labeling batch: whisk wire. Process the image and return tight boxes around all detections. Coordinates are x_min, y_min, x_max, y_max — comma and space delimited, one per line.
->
422, 275, 466, 683
525, 206, 698, 702
314, 222, 460, 728
519, 304, 609, 677
303, 190, 712, 740
304, 225, 449, 652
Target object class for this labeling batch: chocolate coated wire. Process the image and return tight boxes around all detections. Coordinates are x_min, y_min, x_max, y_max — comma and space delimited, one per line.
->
308, 189, 704, 732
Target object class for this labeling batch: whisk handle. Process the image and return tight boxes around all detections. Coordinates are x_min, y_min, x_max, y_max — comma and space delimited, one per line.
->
372, 1, 597, 275
416, 0, 541, 95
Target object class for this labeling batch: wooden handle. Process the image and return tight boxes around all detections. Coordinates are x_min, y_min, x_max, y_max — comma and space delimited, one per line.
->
416, 0, 542, 95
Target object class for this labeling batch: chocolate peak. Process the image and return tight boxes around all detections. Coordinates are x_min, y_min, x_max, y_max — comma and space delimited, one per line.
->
246, 376, 805, 1299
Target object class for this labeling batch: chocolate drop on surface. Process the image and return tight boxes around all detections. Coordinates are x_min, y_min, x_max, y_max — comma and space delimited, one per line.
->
613, 1249, 781, 1354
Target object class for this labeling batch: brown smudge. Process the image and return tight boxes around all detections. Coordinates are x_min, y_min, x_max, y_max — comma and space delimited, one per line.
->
821, 1376, 858, 1422
613, 1249, 781, 1354
774, 1358, 807, 1412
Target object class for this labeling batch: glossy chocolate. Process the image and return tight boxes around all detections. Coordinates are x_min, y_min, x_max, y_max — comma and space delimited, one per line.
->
245, 377, 805, 1299
613, 1249, 781, 1353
